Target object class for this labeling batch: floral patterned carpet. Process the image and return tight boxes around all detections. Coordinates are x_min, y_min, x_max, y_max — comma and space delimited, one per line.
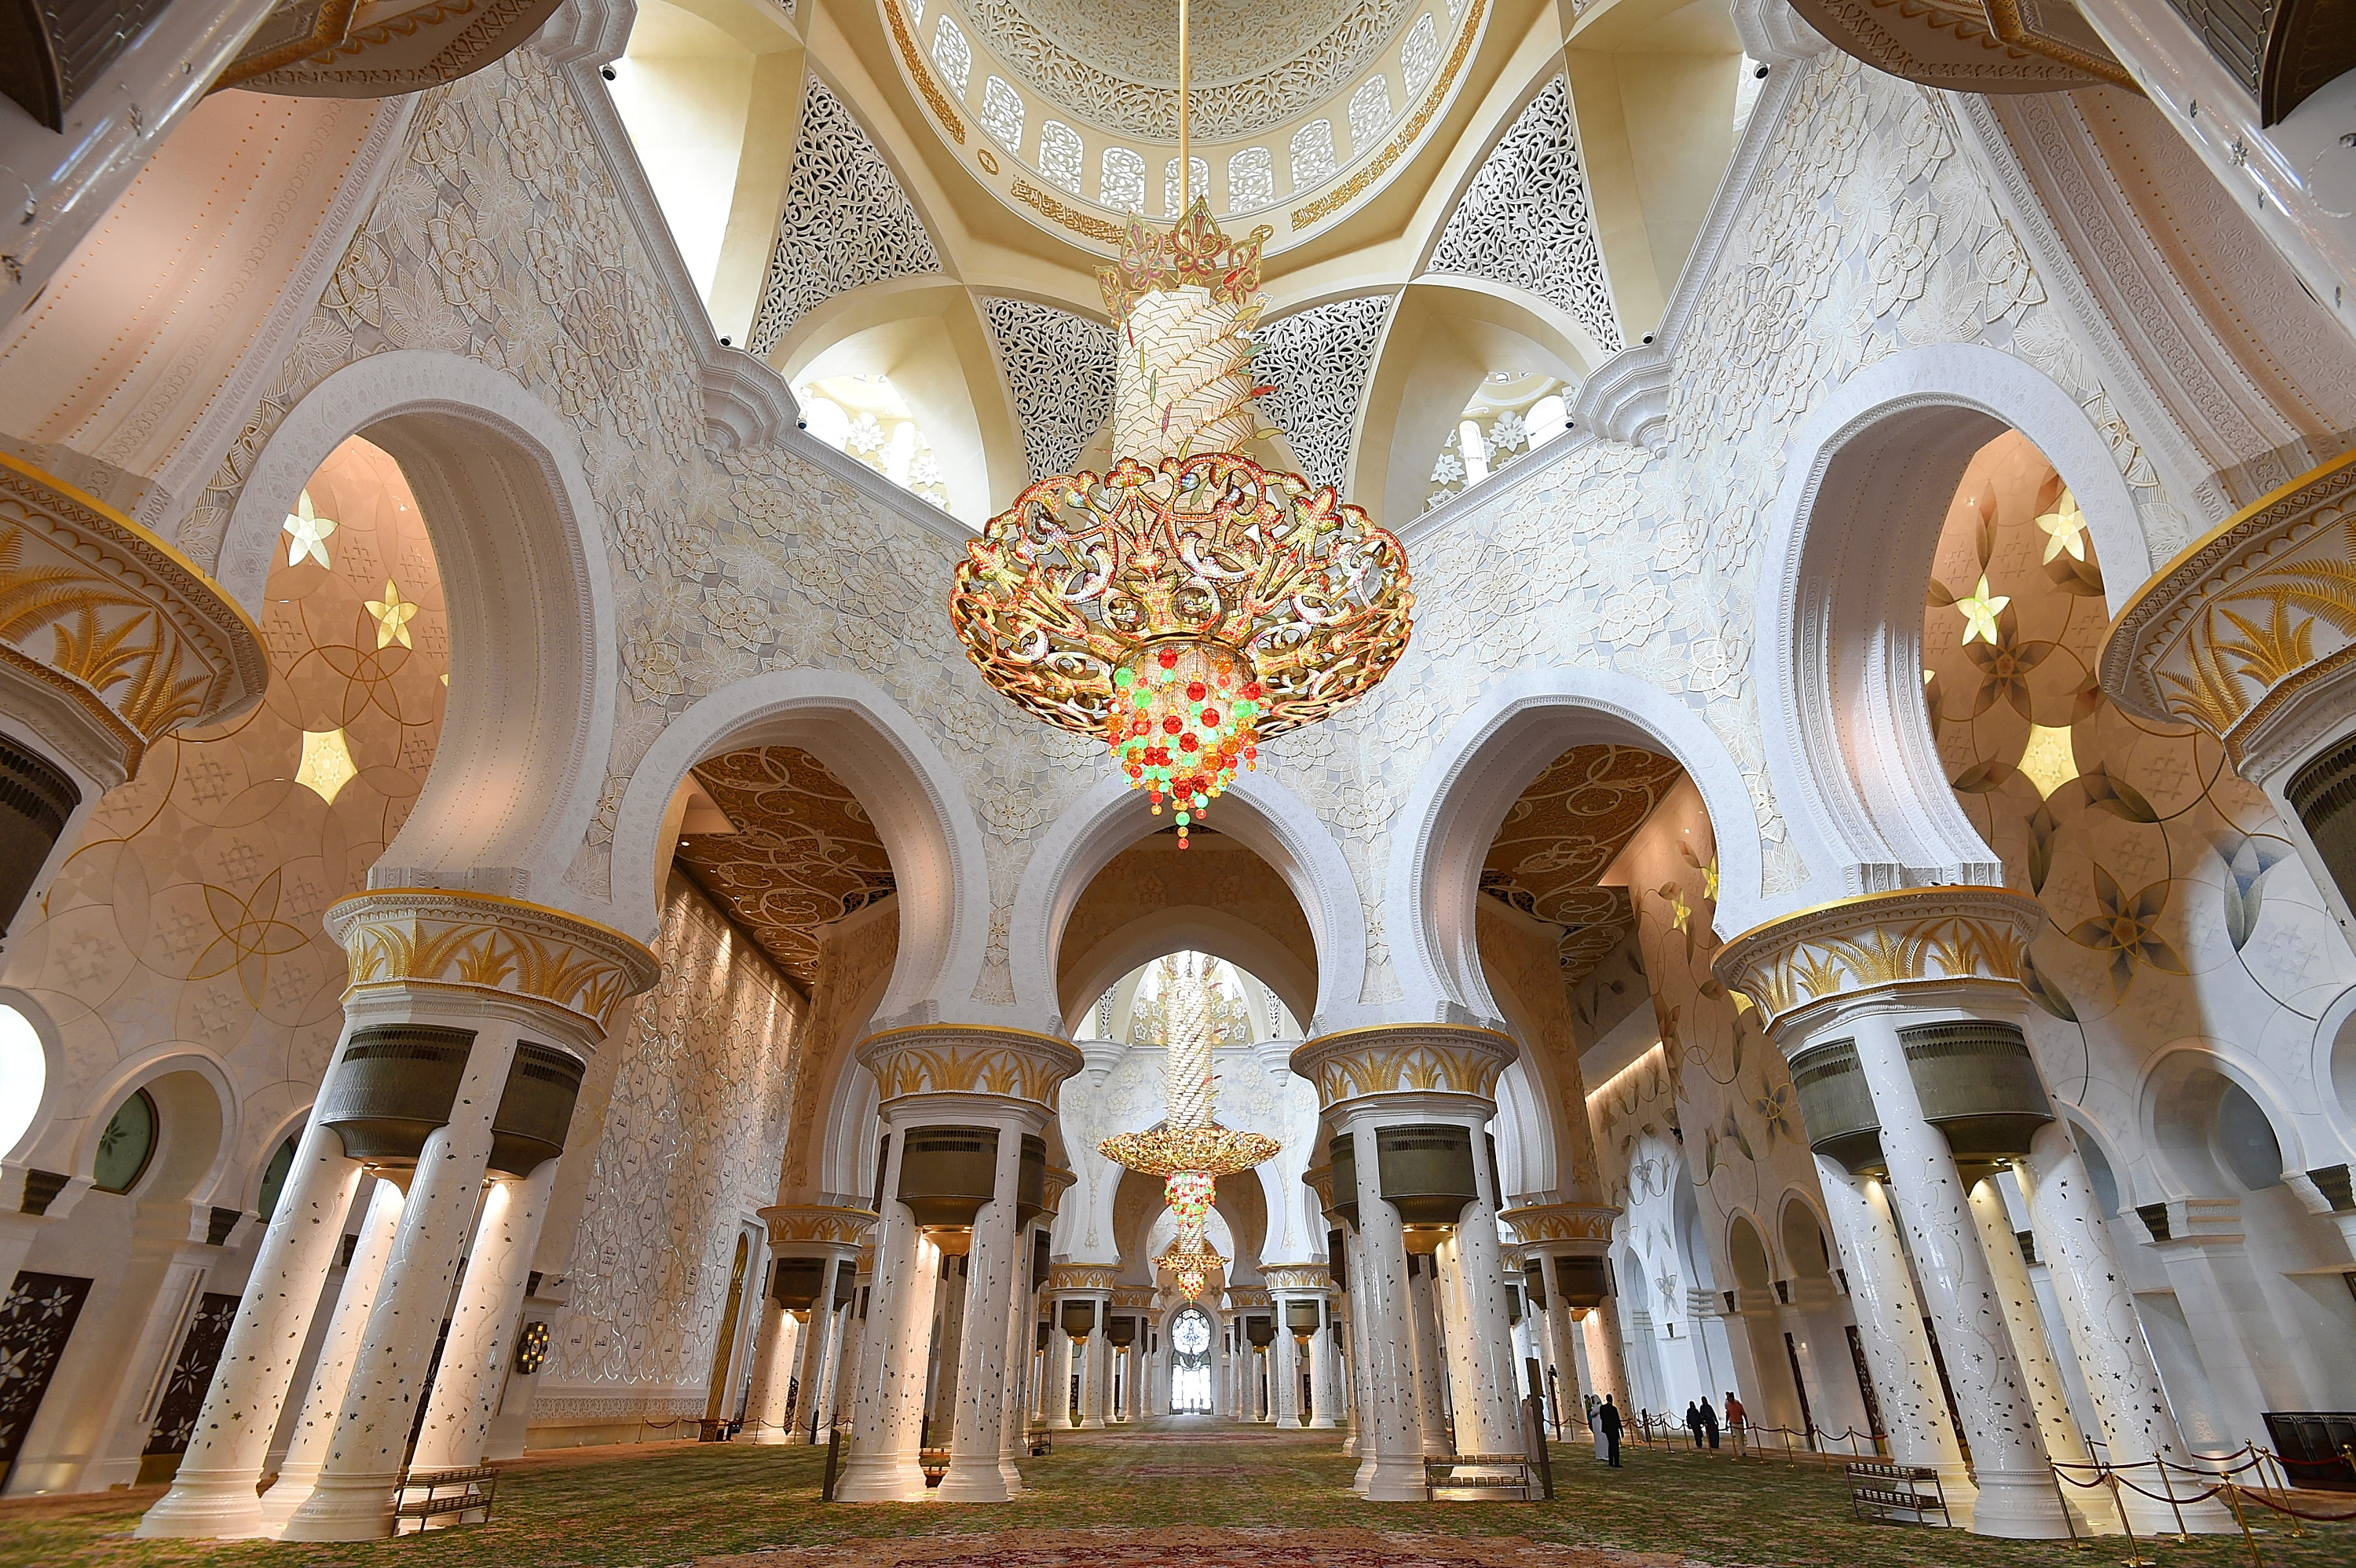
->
2, 1421, 2348, 1567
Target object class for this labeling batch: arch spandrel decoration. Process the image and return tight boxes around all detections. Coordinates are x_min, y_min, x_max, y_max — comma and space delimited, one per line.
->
1253, 294, 1394, 497
979, 297, 1118, 482
1423, 77, 1620, 356
748, 76, 946, 358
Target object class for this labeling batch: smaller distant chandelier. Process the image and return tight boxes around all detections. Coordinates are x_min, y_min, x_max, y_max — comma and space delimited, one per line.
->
946, 0, 1413, 846
1099, 956, 1276, 1300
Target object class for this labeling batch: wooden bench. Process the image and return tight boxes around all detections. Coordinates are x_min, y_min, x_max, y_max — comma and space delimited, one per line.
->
1847, 1461, 1948, 1526
919, 1446, 950, 1486
1027, 1426, 1053, 1457
1426, 1453, 1539, 1501
393, 1464, 497, 1533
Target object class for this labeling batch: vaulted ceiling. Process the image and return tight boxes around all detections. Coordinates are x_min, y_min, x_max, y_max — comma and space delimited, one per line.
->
1481, 743, 1683, 982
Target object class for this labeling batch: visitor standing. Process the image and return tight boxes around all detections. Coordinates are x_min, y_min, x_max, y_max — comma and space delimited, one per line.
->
1587, 1394, 1605, 1460
1724, 1391, 1745, 1458
1699, 1396, 1720, 1449
1685, 1401, 1703, 1448
1598, 1394, 1622, 1467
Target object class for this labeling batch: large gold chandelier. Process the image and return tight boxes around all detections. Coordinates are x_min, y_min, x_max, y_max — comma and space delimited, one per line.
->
946, 2, 1412, 846
1101, 955, 1275, 1300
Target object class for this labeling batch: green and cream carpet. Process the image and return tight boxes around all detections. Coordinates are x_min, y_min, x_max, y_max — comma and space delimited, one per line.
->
2, 1421, 2347, 1567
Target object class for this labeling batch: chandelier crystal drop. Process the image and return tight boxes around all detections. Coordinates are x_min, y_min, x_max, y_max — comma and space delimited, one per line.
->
1098, 956, 1276, 1301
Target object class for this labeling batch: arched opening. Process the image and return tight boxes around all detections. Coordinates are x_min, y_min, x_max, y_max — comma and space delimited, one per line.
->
1168, 1303, 1215, 1413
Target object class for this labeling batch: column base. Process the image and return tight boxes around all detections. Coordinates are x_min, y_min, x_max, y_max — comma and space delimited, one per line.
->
1963, 1467, 2074, 1538
255, 1464, 323, 1533
833, 1455, 929, 1503
935, 1459, 1011, 1503
135, 1468, 273, 1540
998, 1459, 1025, 1494
1361, 1454, 1428, 1501
275, 1470, 398, 1541
1080, 1416, 1105, 1429
748, 1428, 796, 1446
1309, 1415, 1337, 1429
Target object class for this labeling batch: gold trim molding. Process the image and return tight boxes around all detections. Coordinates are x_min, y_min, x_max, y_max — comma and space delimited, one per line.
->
884, 0, 968, 144
1711, 885, 2040, 1031
1260, 1263, 1333, 1292
324, 887, 660, 1035
1225, 1286, 1273, 1309
1290, 0, 1485, 230
1012, 179, 1125, 247
1498, 1201, 1618, 1246
1046, 1263, 1118, 1292
2101, 451, 2356, 772
857, 1024, 1085, 1109
0, 453, 267, 784
758, 1204, 878, 1245
1288, 1023, 1518, 1110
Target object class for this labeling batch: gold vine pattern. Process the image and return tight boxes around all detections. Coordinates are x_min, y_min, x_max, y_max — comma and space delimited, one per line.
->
1289, 1026, 1516, 1108
327, 890, 660, 1033
1290, 0, 1485, 230
1710, 887, 2040, 1029
857, 1026, 1085, 1107
759, 1204, 878, 1244
1498, 1201, 1618, 1244
0, 456, 265, 773
2103, 452, 2356, 760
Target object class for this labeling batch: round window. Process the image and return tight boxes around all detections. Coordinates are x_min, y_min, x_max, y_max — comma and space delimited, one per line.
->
93, 1087, 158, 1194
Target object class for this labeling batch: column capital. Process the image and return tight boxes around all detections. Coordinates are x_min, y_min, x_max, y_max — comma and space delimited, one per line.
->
1225, 1286, 1273, 1309
1711, 885, 2042, 1034
1044, 1263, 1118, 1294
2102, 449, 2356, 781
1041, 1165, 1077, 1217
1302, 1163, 1337, 1218
757, 1204, 877, 1248
324, 889, 660, 1040
855, 1025, 1084, 1114
1288, 1024, 1518, 1113
1110, 1286, 1158, 1310
1499, 1201, 1619, 1254
1260, 1263, 1333, 1293
0, 452, 267, 788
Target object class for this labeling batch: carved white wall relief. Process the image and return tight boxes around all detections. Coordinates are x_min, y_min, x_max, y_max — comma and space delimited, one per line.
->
747, 77, 944, 358
1253, 294, 1393, 494
1426, 77, 1622, 355
981, 296, 1118, 481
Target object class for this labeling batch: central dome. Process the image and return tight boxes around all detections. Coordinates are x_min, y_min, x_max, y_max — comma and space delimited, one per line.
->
959, 0, 1420, 141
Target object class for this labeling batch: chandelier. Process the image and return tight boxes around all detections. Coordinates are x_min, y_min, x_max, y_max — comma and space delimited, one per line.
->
946, 0, 1412, 846
1100, 956, 1275, 1300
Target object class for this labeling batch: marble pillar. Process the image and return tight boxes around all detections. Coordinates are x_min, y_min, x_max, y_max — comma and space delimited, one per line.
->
410, 1160, 561, 1471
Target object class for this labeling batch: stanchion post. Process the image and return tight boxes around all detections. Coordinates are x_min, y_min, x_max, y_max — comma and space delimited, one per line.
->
2217, 1468, 2263, 1568
2159, 1456, 2190, 1541
2107, 1468, 2148, 1568
2052, 1464, 2082, 1549
821, 1424, 842, 1502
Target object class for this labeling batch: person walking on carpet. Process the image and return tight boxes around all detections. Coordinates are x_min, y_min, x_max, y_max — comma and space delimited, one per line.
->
1724, 1391, 1745, 1457
1699, 1396, 1720, 1449
1597, 1394, 1622, 1467
1685, 1401, 1704, 1449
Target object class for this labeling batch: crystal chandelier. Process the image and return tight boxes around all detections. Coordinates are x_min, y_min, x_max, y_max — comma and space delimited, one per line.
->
946, 2, 1413, 846
1099, 956, 1275, 1300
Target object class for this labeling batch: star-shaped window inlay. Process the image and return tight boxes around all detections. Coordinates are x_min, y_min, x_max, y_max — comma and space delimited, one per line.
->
1956, 574, 2010, 646
2036, 489, 2088, 563
283, 488, 337, 568
365, 579, 419, 649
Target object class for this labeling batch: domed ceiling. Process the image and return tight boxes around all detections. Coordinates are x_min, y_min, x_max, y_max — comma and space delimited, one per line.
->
961, 0, 1421, 141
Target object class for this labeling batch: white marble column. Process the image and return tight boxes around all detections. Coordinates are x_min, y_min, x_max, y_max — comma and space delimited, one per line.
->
742, 1303, 802, 1442
279, 1022, 524, 1542
781, 1266, 842, 1443
1849, 1007, 2068, 1538
1968, 1176, 2109, 1530
137, 1078, 367, 1537
1407, 1259, 1452, 1455
997, 1251, 1032, 1489
1539, 1276, 1586, 1441
836, 1120, 937, 1503
1583, 1296, 1631, 1407
410, 1161, 560, 1471
1048, 1318, 1078, 1429
1813, 1157, 1973, 1499
1439, 1157, 1526, 1471
1343, 1109, 1426, 1500
1273, 1321, 1301, 1425
2020, 1125, 2237, 1534
939, 1117, 1026, 1502
255, 1174, 406, 1533
1086, 1310, 1113, 1427
1309, 1303, 1342, 1428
